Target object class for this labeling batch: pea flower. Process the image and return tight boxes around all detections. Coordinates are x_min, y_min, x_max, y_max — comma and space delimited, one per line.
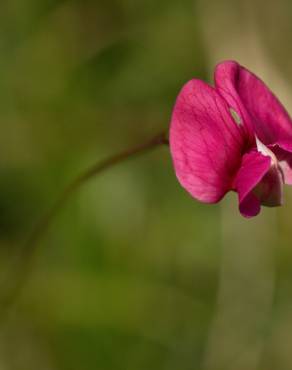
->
170, 60, 292, 217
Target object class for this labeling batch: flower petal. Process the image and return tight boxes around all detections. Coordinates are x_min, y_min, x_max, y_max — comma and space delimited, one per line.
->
253, 165, 283, 207
271, 145, 292, 185
169, 79, 244, 203
234, 151, 271, 217
215, 61, 292, 148
239, 192, 261, 218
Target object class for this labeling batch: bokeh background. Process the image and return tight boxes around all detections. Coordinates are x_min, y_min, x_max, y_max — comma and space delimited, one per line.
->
1, 0, 292, 369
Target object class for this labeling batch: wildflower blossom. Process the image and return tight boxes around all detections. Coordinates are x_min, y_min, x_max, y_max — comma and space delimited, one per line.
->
170, 61, 292, 217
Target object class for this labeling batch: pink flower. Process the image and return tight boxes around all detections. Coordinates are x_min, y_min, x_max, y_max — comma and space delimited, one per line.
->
170, 60, 292, 217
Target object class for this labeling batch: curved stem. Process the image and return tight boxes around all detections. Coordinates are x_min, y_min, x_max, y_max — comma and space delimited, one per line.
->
0, 131, 169, 311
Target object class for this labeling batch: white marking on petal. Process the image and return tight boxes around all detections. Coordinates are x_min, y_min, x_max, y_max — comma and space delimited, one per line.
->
255, 137, 277, 165
229, 108, 242, 126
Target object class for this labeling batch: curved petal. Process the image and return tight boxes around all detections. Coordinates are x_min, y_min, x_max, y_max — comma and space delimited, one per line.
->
214, 61, 255, 144
254, 165, 283, 207
254, 138, 283, 206
239, 192, 261, 218
215, 61, 292, 149
271, 145, 292, 184
169, 79, 244, 203
234, 150, 283, 217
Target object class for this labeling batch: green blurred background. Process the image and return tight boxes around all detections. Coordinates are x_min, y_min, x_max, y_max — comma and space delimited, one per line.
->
1, 0, 292, 369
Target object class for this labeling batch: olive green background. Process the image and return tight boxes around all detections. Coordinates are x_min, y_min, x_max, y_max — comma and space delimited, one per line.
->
1, 1, 292, 369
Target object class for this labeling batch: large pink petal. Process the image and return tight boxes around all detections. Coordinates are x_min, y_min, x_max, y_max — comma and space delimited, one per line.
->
215, 61, 292, 149
234, 151, 283, 217
169, 79, 244, 203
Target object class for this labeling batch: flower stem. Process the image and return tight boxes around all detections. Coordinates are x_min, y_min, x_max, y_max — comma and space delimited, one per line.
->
0, 131, 169, 312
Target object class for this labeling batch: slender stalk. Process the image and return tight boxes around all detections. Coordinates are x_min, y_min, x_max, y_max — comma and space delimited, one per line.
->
0, 131, 169, 312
